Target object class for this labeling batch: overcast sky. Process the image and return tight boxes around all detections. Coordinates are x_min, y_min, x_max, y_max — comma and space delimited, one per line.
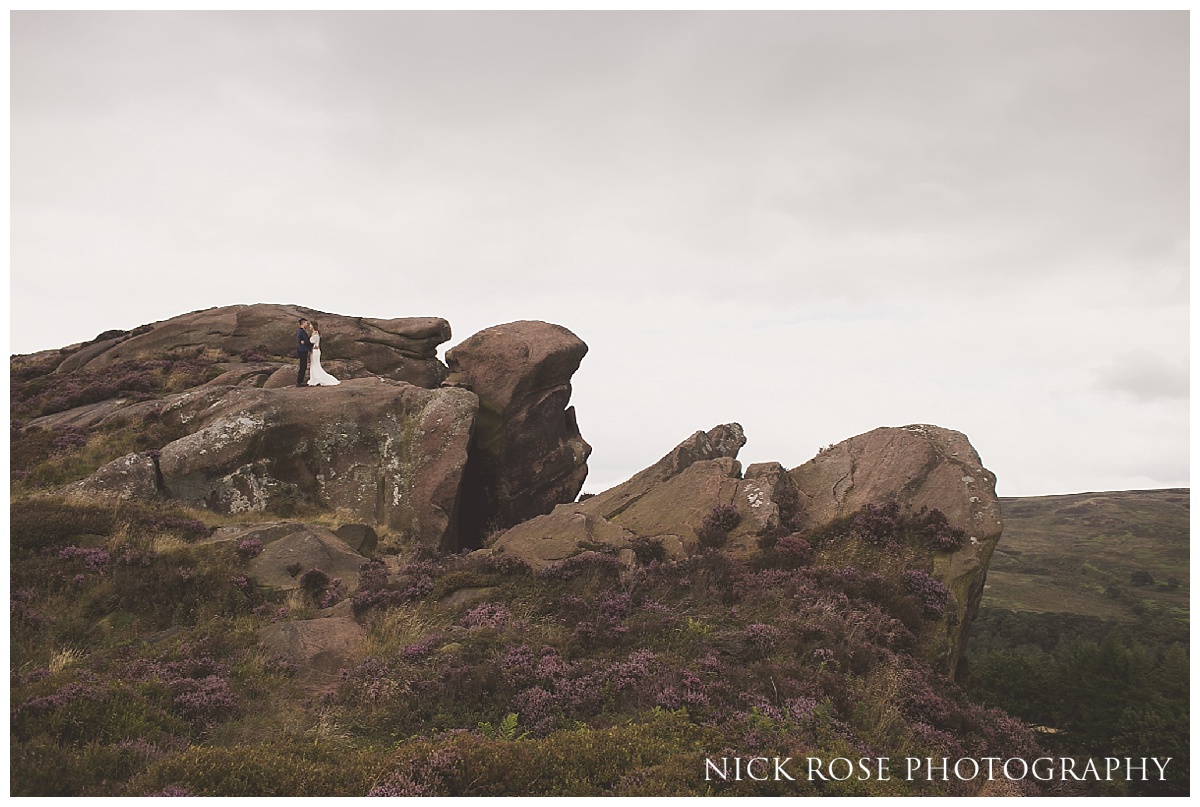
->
10, 11, 1189, 498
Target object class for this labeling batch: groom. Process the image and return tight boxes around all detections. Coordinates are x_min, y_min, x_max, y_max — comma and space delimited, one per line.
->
296, 317, 313, 387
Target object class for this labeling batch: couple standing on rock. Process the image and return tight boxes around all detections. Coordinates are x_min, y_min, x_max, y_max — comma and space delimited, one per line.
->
295, 317, 340, 388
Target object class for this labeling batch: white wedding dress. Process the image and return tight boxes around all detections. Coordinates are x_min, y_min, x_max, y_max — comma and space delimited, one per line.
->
307, 333, 340, 386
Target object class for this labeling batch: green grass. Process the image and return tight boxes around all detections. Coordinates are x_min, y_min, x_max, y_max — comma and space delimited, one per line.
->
984, 490, 1189, 624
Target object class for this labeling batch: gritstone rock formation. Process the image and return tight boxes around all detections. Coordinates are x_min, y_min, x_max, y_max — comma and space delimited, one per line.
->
489, 423, 801, 568
53, 303, 452, 388
69, 379, 477, 551
491, 421, 999, 679
46, 306, 593, 554
444, 321, 592, 548
789, 424, 1003, 678
24, 305, 1004, 681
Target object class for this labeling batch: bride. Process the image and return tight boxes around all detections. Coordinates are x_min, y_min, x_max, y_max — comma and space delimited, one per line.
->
306, 321, 340, 386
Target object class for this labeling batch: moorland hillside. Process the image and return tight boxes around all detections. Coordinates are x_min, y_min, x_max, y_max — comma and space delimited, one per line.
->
13, 304, 1166, 796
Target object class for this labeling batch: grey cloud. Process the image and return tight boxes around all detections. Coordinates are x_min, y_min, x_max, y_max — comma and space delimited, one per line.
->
10, 12, 1190, 497
1095, 350, 1189, 403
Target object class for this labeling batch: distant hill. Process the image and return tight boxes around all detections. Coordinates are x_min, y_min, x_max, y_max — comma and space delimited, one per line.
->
982, 489, 1189, 624
964, 490, 1189, 796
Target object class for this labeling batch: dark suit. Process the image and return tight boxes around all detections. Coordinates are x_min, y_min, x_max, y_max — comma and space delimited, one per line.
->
296, 327, 313, 386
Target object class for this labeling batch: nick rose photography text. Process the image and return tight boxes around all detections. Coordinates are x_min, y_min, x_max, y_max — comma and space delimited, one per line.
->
704, 756, 1172, 783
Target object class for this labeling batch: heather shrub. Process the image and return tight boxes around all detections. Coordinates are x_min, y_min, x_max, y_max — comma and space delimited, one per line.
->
235, 539, 263, 559
776, 534, 813, 565
367, 768, 442, 797
372, 556, 443, 603
12, 350, 221, 420
59, 545, 112, 573
11, 349, 65, 384
810, 501, 966, 556
13, 678, 189, 746
908, 507, 967, 552
755, 528, 781, 550
748, 532, 812, 571
734, 623, 783, 659
10, 497, 117, 557
170, 675, 238, 726
298, 568, 330, 597
849, 501, 903, 546
695, 503, 741, 548
239, 345, 273, 363
538, 550, 624, 583
558, 590, 632, 647
462, 602, 512, 631
630, 535, 667, 564
901, 569, 950, 617
351, 559, 409, 616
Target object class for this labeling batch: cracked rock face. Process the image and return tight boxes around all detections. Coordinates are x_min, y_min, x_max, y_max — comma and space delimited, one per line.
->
789, 424, 1003, 678
445, 321, 592, 547
75, 379, 478, 550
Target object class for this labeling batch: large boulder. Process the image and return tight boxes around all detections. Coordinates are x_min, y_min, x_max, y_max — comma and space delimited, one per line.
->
486, 510, 640, 572
53, 304, 452, 388
72, 378, 478, 550
250, 527, 370, 592
258, 614, 367, 682
789, 424, 1003, 679
59, 452, 160, 501
202, 521, 371, 592
589, 457, 742, 552
444, 321, 592, 547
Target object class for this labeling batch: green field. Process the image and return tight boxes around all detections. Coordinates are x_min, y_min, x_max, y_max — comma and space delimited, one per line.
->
982, 489, 1189, 624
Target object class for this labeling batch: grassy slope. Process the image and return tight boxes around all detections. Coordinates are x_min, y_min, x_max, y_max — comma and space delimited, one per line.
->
964, 490, 1190, 796
982, 489, 1189, 624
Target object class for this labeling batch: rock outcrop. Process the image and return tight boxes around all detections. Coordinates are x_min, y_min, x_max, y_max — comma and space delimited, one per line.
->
789, 424, 1003, 678
249, 527, 372, 593
199, 521, 372, 680
53, 304, 452, 388
164, 380, 476, 551
68, 379, 478, 550
23, 306, 1001, 682
258, 613, 367, 682
491, 421, 998, 679
490, 423, 799, 569
577, 422, 746, 522
445, 321, 592, 547
46, 311, 595, 554
60, 452, 160, 501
